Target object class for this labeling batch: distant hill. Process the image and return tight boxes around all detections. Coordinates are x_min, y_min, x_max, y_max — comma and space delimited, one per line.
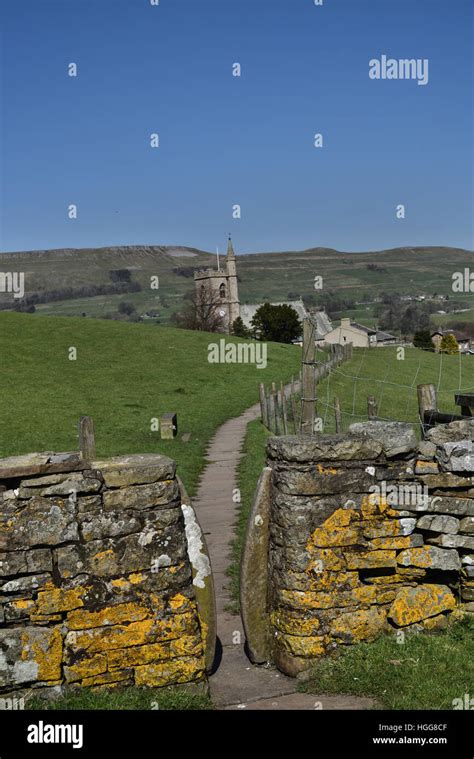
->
0, 244, 472, 322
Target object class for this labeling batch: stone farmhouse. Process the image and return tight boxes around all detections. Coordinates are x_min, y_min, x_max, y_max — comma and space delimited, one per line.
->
320, 317, 396, 348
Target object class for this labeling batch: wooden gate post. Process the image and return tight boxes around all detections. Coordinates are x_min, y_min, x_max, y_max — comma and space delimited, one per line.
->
300, 319, 316, 435
417, 383, 438, 438
79, 416, 96, 461
367, 396, 378, 420
334, 397, 342, 433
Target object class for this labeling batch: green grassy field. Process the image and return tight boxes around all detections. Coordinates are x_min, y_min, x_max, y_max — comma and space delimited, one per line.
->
0, 312, 300, 495
300, 616, 474, 710
316, 345, 473, 434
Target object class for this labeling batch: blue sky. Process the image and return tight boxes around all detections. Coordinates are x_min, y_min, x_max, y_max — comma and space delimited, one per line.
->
1, 0, 472, 253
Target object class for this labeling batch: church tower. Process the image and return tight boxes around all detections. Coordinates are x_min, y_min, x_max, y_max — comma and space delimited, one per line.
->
225, 235, 240, 329
193, 237, 240, 333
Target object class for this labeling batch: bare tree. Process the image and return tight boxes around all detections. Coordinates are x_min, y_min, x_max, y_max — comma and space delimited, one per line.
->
172, 288, 226, 332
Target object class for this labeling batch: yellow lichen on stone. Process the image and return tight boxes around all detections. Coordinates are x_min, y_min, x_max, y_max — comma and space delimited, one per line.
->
21, 628, 62, 681
307, 508, 361, 549
67, 602, 150, 630
275, 632, 327, 657
316, 463, 338, 475
305, 548, 346, 573
168, 593, 193, 612
35, 586, 84, 615
278, 585, 381, 610
305, 570, 359, 593
415, 460, 439, 474
66, 612, 198, 654
329, 608, 387, 643
361, 493, 390, 519
369, 536, 416, 550
107, 634, 203, 670
81, 670, 132, 687
271, 610, 321, 637
64, 654, 108, 683
388, 584, 456, 627
89, 549, 116, 574
30, 614, 62, 623
346, 550, 397, 570
134, 656, 204, 687
12, 599, 34, 610
66, 619, 156, 653
361, 520, 406, 539
110, 578, 130, 589
128, 573, 144, 584
397, 547, 438, 569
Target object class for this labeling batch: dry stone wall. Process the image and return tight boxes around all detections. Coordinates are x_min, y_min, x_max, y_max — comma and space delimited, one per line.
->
0, 452, 212, 697
242, 420, 474, 677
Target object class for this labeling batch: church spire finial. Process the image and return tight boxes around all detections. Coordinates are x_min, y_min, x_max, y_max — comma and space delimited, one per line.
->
227, 234, 235, 258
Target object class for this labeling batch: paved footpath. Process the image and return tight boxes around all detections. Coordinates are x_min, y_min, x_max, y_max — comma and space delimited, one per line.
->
192, 401, 375, 711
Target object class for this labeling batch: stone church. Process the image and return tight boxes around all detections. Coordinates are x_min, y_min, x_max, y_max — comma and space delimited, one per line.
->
194, 238, 324, 336
194, 237, 240, 333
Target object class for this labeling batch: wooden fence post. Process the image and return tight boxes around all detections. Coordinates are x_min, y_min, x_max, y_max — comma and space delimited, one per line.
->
273, 384, 281, 435
417, 383, 438, 438
291, 395, 298, 434
267, 390, 276, 434
259, 383, 268, 427
367, 396, 378, 420
301, 319, 316, 435
334, 397, 342, 433
280, 382, 288, 435
79, 416, 96, 461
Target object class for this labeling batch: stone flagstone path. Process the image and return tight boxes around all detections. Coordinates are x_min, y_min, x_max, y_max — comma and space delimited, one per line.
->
191, 401, 376, 711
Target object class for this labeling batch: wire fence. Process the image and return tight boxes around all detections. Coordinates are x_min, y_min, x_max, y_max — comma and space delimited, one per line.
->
259, 321, 474, 436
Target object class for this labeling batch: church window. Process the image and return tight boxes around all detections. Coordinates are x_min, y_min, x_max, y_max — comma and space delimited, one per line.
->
219, 283, 226, 299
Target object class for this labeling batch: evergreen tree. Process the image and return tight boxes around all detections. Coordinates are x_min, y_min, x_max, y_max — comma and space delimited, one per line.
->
413, 329, 434, 351
251, 303, 301, 344
231, 317, 250, 338
440, 333, 459, 355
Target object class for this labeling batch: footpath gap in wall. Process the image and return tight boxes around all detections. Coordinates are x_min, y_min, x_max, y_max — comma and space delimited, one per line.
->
0, 452, 215, 698
241, 420, 474, 677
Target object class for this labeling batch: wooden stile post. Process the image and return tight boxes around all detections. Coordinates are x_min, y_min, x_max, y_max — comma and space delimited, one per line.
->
259, 383, 268, 427
334, 397, 342, 433
417, 383, 438, 438
291, 395, 298, 434
280, 381, 288, 435
301, 318, 316, 435
79, 416, 96, 461
272, 384, 281, 435
367, 395, 378, 420
268, 390, 276, 433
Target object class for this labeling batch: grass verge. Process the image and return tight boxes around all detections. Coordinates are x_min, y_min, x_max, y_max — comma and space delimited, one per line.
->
299, 616, 474, 710
26, 685, 213, 711
226, 418, 271, 613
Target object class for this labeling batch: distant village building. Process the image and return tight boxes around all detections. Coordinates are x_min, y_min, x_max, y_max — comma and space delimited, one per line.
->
194, 238, 332, 338
431, 329, 473, 354
321, 317, 396, 348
